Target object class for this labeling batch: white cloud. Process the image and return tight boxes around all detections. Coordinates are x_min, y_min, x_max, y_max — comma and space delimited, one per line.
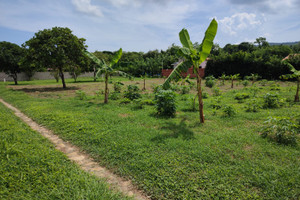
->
71, 0, 103, 17
219, 13, 261, 35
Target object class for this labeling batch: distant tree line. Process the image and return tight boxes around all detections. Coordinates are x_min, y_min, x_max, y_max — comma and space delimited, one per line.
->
206, 38, 300, 79
1, 26, 300, 87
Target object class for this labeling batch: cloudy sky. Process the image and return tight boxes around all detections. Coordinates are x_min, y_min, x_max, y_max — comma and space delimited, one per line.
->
0, 0, 299, 52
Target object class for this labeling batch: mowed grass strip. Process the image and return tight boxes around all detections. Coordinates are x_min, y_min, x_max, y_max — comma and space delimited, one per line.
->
0, 102, 131, 200
0, 81, 300, 199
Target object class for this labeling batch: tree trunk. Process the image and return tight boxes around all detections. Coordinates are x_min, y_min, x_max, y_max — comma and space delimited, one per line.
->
231, 79, 234, 88
143, 78, 146, 90
295, 79, 300, 102
196, 69, 204, 123
13, 73, 18, 85
59, 68, 66, 89
104, 73, 109, 103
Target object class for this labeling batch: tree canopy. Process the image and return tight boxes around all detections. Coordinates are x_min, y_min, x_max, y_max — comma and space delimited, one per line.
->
23, 27, 88, 88
0, 41, 24, 85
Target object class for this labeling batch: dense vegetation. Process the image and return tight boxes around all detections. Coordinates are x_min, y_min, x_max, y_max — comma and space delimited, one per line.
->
0, 78, 299, 199
0, 101, 130, 200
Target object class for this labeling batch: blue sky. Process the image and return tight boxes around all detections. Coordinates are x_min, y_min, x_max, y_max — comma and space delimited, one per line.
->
0, 0, 299, 52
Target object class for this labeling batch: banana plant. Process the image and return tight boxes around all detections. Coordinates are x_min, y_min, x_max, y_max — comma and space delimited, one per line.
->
163, 19, 218, 123
85, 48, 129, 103
281, 61, 300, 102
227, 74, 240, 88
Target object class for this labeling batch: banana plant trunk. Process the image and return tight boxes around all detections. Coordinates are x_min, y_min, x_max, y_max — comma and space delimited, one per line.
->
104, 73, 109, 103
231, 79, 234, 88
295, 78, 300, 102
196, 68, 205, 123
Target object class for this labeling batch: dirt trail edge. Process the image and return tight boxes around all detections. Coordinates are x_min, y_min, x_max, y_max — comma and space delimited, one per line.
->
0, 98, 149, 200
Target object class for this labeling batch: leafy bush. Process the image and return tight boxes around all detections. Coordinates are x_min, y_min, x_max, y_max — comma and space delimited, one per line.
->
234, 93, 250, 103
133, 99, 155, 109
205, 75, 216, 88
124, 85, 141, 100
212, 87, 222, 96
259, 79, 268, 86
261, 116, 299, 145
210, 97, 222, 110
242, 80, 249, 87
109, 92, 120, 100
75, 90, 87, 100
222, 105, 237, 117
155, 89, 176, 117
113, 81, 123, 93
119, 98, 131, 104
180, 85, 190, 94
245, 98, 261, 112
269, 83, 281, 91
202, 91, 209, 99
263, 93, 280, 108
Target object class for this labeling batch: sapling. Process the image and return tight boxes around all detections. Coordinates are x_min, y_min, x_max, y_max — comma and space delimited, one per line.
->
227, 74, 240, 88
162, 19, 218, 123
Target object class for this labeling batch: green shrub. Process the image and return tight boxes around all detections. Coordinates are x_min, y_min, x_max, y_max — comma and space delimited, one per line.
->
113, 81, 123, 93
210, 97, 222, 110
124, 85, 141, 100
263, 93, 280, 108
234, 93, 250, 102
75, 90, 87, 100
222, 105, 237, 117
242, 80, 249, 87
202, 91, 209, 99
155, 89, 176, 117
205, 75, 216, 88
261, 116, 299, 145
119, 98, 131, 104
212, 87, 222, 96
259, 79, 268, 86
245, 98, 261, 112
109, 92, 120, 100
269, 83, 281, 91
180, 85, 190, 94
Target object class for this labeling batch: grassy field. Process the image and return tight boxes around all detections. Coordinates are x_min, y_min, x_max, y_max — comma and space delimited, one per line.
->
0, 99, 131, 200
0, 77, 299, 199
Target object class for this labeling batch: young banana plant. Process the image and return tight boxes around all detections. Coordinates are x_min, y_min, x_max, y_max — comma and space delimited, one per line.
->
281, 61, 300, 102
162, 19, 218, 123
86, 48, 129, 103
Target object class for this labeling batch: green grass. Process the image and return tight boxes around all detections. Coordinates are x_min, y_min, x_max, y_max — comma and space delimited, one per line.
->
0, 102, 131, 200
0, 80, 299, 199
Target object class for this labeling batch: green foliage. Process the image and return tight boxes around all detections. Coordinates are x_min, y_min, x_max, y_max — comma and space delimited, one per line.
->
180, 85, 190, 94
124, 85, 141, 100
259, 79, 268, 86
113, 81, 124, 93
261, 116, 299, 145
0, 41, 24, 85
269, 83, 281, 90
75, 90, 87, 100
245, 98, 261, 112
234, 93, 250, 102
154, 89, 177, 117
23, 27, 88, 88
212, 86, 222, 96
222, 105, 237, 117
242, 80, 249, 87
119, 98, 131, 104
109, 92, 121, 100
205, 75, 216, 88
210, 97, 222, 110
263, 93, 281, 108
202, 91, 209, 99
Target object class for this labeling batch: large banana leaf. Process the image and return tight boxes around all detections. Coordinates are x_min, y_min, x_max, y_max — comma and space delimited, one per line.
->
85, 51, 103, 66
199, 19, 218, 63
162, 61, 190, 89
110, 48, 122, 67
179, 29, 194, 51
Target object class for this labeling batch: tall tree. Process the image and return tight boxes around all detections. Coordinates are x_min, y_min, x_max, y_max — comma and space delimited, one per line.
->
23, 27, 87, 88
163, 19, 218, 123
0, 41, 24, 85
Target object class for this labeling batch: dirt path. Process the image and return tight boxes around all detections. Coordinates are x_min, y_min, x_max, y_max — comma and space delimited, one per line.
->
0, 98, 149, 200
